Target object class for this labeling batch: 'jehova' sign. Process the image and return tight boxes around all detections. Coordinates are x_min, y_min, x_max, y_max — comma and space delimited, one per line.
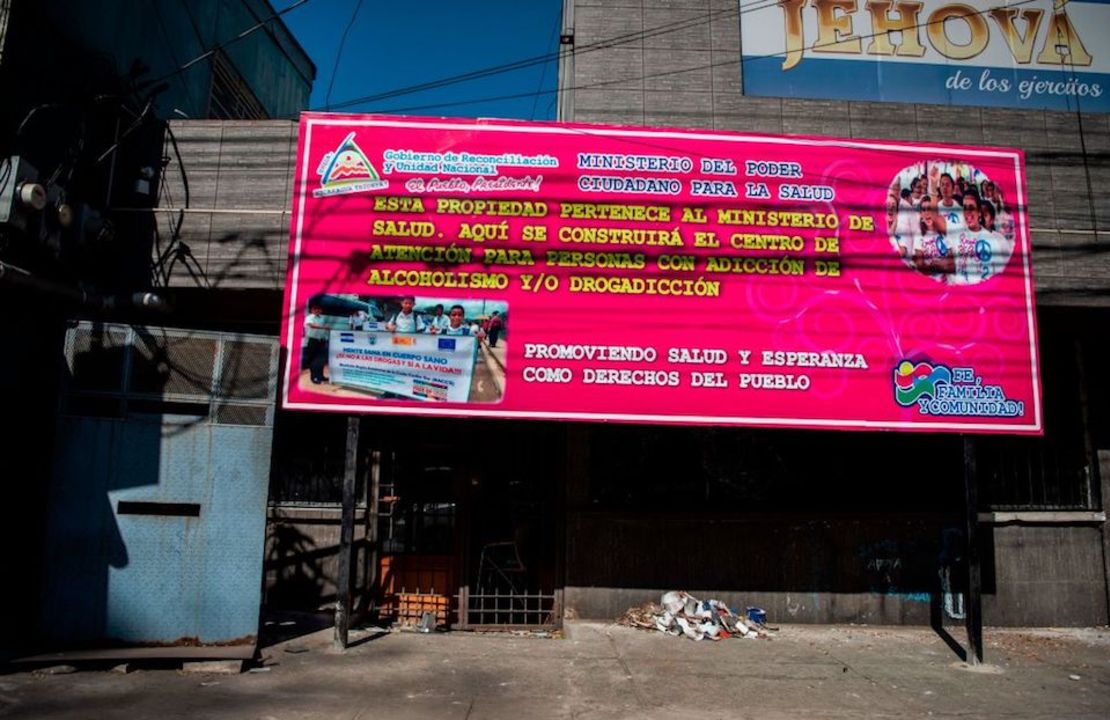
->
741, 0, 1110, 112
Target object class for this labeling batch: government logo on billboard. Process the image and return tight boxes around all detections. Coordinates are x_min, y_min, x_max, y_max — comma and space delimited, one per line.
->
313, 132, 388, 197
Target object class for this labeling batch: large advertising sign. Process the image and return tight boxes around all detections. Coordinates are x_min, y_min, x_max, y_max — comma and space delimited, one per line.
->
741, 0, 1110, 112
281, 113, 1041, 434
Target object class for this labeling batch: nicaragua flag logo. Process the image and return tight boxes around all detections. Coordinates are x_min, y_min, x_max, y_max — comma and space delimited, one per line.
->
313, 132, 388, 197
893, 360, 952, 406
340, 332, 355, 343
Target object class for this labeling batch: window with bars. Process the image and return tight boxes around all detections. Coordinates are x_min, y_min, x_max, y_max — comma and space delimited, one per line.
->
380, 464, 457, 555
267, 411, 364, 505
978, 329, 1100, 512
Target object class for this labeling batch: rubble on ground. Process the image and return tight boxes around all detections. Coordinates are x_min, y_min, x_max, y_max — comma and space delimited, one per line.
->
618, 591, 772, 641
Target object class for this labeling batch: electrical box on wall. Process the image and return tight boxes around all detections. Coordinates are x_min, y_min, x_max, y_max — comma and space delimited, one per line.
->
0, 156, 46, 232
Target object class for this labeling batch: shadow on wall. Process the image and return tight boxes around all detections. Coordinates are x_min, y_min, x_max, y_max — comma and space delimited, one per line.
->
564, 424, 993, 627
0, 299, 68, 658
565, 513, 972, 596
264, 522, 329, 610
39, 324, 170, 649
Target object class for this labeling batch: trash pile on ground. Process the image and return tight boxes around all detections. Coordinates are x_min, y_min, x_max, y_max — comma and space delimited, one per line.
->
618, 591, 772, 641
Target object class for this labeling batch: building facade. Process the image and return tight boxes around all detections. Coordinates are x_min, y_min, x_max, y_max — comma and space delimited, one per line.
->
150, 0, 1110, 631
5, 0, 1109, 657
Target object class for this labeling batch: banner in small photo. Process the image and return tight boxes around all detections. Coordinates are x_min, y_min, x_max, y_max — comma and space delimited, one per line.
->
328, 330, 477, 402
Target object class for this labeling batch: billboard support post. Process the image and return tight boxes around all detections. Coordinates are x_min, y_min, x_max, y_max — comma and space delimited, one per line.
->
963, 435, 984, 665
334, 415, 360, 650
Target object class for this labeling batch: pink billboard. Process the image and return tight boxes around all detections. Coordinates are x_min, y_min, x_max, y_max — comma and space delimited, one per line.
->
281, 113, 1041, 435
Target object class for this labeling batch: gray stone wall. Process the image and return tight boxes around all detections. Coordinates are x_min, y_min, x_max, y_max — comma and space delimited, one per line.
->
154, 120, 297, 290
982, 523, 1109, 626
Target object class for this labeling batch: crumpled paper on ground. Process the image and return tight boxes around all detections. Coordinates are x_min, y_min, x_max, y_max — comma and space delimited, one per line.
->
617, 591, 770, 641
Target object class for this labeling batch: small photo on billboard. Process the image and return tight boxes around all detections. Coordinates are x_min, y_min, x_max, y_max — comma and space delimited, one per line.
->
299, 294, 508, 404
886, 159, 1017, 287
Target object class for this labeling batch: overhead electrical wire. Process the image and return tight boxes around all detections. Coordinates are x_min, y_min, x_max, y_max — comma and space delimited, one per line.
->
356, 0, 1042, 116
529, 2, 564, 121
324, 0, 1065, 216
316, 0, 1047, 116
324, 0, 366, 110
317, 0, 761, 112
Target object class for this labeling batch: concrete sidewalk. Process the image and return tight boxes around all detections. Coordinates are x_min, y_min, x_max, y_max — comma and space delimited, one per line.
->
2, 622, 1108, 719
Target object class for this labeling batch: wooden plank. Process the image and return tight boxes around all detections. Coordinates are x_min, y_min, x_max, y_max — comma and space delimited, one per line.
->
15, 644, 255, 662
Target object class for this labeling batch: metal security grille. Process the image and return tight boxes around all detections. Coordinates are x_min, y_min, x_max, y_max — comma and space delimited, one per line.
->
69, 325, 129, 393
384, 589, 452, 629
979, 437, 1096, 511
61, 321, 278, 426
458, 587, 561, 630
978, 335, 1100, 512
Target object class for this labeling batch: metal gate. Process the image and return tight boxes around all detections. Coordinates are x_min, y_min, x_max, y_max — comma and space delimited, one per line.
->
40, 322, 278, 649
458, 586, 562, 630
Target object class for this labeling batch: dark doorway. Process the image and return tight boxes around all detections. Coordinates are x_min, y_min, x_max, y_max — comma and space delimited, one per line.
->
372, 417, 562, 629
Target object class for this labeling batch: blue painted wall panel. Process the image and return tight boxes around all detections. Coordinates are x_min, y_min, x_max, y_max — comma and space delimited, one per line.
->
43, 327, 278, 648
197, 425, 272, 641
96, 422, 271, 644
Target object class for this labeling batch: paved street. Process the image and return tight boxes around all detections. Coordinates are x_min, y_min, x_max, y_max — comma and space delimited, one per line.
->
3, 621, 1108, 719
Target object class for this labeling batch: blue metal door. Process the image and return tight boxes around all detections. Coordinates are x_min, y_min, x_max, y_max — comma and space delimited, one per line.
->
41, 323, 278, 649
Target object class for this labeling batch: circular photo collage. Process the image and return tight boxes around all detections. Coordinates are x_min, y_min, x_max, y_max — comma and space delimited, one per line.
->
886, 160, 1016, 286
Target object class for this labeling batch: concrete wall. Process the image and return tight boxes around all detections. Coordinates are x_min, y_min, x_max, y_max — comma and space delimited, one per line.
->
564, 511, 943, 624
561, 514, 1110, 626
982, 523, 1109, 626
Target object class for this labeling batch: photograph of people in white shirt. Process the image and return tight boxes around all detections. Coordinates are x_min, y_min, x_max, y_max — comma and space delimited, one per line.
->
912, 195, 954, 280
950, 194, 1014, 286
888, 161, 1015, 286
